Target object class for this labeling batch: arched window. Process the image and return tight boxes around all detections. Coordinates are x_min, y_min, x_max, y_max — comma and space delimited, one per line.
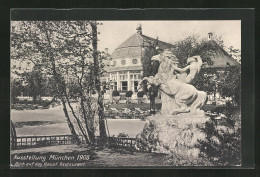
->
132, 59, 138, 64
121, 60, 126, 65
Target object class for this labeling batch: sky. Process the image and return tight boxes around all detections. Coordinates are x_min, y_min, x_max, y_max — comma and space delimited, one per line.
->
97, 20, 241, 53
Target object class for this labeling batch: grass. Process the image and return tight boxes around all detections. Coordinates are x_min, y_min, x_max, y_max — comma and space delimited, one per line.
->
11, 145, 169, 168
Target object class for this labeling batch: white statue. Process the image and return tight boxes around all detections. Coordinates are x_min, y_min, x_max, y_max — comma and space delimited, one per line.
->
139, 50, 207, 115
175, 55, 203, 84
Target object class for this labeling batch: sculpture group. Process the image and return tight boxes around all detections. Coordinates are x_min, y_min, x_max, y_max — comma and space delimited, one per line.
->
139, 49, 207, 115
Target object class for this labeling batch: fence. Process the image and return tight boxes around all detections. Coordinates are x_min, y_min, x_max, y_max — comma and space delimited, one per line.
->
108, 137, 136, 149
12, 134, 137, 150
13, 135, 86, 149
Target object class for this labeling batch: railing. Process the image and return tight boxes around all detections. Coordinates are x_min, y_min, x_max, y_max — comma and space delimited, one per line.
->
13, 135, 137, 150
14, 135, 86, 149
108, 137, 136, 149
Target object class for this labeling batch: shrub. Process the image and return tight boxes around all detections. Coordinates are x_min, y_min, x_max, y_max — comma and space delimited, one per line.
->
197, 112, 241, 166
125, 90, 133, 98
125, 91, 133, 104
137, 91, 145, 98
112, 90, 120, 97
117, 132, 129, 138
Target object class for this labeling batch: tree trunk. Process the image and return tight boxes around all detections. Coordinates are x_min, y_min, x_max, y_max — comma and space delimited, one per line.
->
61, 98, 81, 145
64, 93, 90, 145
80, 97, 95, 144
33, 95, 37, 104
11, 121, 17, 150
90, 21, 107, 143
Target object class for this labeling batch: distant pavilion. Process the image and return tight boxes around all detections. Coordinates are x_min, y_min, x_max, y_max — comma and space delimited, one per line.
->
102, 25, 173, 92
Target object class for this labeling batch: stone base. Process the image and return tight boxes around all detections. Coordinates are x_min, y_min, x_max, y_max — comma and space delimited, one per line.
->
136, 113, 210, 159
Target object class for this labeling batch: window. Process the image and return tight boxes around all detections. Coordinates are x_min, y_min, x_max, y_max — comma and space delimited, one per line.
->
114, 82, 117, 91
132, 59, 138, 64
121, 60, 126, 65
121, 81, 128, 91
134, 81, 138, 92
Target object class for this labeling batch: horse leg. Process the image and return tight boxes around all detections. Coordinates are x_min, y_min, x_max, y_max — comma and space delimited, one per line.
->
170, 101, 190, 115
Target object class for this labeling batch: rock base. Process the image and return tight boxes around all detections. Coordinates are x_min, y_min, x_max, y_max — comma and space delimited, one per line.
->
136, 113, 210, 159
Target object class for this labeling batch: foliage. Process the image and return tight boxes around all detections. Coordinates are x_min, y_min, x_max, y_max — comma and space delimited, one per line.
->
172, 34, 241, 104
193, 68, 219, 95
125, 91, 133, 98
228, 46, 241, 64
117, 132, 129, 138
218, 66, 241, 107
125, 90, 133, 103
172, 34, 223, 68
11, 21, 107, 145
137, 91, 145, 98
141, 47, 157, 77
21, 67, 45, 103
148, 86, 158, 99
11, 80, 23, 101
12, 99, 53, 107
198, 112, 241, 166
112, 90, 120, 97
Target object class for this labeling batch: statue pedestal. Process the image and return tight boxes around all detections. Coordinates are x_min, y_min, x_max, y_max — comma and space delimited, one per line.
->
136, 114, 210, 159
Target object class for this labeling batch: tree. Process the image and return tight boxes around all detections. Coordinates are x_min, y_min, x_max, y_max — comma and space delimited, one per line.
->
11, 79, 23, 102
90, 21, 107, 143
218, 66, 241, 107
11, 21, 107, 145
141, 40, 159, 113
112, 90, 120, 97
228, 46, 241, 64
21, 66, 45, 103
172, 34, 215, 68
137, 91, 145, 103
125, 90, 133, 103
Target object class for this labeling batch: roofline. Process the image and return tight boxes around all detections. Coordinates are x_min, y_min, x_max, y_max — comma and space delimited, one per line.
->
114, 32, 174, 51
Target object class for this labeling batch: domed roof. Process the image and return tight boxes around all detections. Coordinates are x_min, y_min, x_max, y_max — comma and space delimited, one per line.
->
111, 32, 174, 59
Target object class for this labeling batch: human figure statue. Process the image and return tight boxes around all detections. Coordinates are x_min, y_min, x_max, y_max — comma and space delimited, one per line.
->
174, 55, 203, 85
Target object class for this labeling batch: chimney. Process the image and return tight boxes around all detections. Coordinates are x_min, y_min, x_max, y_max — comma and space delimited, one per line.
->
136, 24, 142, 35
105, 48, 108, 54
208, 32, 213, 40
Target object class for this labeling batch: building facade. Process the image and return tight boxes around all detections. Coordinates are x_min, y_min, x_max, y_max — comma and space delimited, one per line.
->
103, 25, 174, 92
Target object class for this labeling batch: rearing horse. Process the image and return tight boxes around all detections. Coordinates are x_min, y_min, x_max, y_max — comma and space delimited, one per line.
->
139, 50, 207, 115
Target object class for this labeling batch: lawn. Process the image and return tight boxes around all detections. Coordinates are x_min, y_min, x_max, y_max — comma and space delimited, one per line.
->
11, 144, 168, 168
11, 103, 224, 137
11, 107, 147, 137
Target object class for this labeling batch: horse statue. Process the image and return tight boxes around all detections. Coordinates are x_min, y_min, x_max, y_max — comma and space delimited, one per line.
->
139, 50, 207, 115
139, 73, 207, 115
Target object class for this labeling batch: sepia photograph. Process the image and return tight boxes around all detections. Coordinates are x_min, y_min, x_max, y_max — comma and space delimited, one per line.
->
10, 19, 242, 168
